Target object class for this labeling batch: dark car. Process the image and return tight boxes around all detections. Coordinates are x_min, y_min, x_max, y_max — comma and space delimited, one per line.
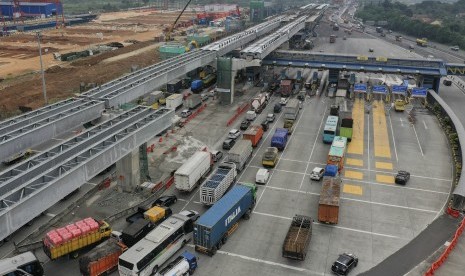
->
395, 170, 410, 185
331, 253, 358, 275
222, 138, 236, 150
261, 120, 270, 131
152, 195, 177, 207
443, 79, 452, 86
240, 120, 251, 130
274, 103, 282, 113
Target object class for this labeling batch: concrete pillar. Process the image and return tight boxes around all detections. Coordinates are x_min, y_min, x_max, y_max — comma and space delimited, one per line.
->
116, 149, 140, 192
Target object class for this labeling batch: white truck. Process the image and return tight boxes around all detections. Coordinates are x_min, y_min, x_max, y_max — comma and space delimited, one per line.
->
184, 94, 202, 109
166, 94, 183, 110
156, 251, 197, 276
251, 93, 267, 113
227, 139, 253, 172
175, 151, 212, 192
200, 162, 237, 205
284, 99, 300, 121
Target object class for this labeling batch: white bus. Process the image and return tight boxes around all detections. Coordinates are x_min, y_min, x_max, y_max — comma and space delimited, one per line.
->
118, 213, 194, 276
0, 251, 44, 276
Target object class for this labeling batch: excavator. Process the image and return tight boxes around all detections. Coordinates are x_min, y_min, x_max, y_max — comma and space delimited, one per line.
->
165, 0, 194, 42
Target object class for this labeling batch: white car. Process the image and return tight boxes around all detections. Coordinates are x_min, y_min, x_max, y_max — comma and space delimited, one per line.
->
180, 109, 192, 118
280, 97, 289, 105
310, 167, 325, 181
256, 169, 270, 184
266, 113, 275, 122
179, 210, 200, 221
228, 129, 241, 140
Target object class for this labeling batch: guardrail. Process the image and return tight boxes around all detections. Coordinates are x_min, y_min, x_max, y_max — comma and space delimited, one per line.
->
226, 102, 250, 127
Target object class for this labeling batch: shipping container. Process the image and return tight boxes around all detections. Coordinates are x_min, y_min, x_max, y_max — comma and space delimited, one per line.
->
167, 79, 183, 93
194, 183, 257, 256
200, 162, 237, 205
284, 99, 300, 121
282, 215, 313, 261
318, 177, 341, 224
143, 206, 172, 224
271, 128, 288, 151
79, 239, 127, 276
340, 118, 353, 142
227, 139, 253, 172
175, 151, 212, 192
166, 94, 183, 110
280, 80, 293, 96
242, 125, 264, 147
120, 218, 155, 247
184, 94, 202, 109
191, 80, 203, 93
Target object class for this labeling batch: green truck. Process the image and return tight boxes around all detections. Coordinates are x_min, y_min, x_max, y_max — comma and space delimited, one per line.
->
339, 118, 353, 142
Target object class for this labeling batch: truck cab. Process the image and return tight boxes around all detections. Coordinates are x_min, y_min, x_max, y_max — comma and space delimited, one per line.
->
262, 147, 278, 168
99, 221, 112, 236
283, 120, 295, 134
394, 99, 405, 112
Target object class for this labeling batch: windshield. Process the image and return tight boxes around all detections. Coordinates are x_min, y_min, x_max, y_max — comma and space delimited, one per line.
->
324, 130, 335, 135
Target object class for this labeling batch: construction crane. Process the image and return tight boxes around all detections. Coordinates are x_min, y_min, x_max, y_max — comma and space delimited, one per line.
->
165, 0, 193, 42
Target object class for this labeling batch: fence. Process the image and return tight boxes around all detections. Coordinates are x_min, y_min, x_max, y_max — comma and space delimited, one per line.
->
226, 102, 250, 126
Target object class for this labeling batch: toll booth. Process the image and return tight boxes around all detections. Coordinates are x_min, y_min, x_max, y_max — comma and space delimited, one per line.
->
353, 83, 367, 100
392, 85, 408, 102
411, 87, 428, 106
371, 85, 389, 102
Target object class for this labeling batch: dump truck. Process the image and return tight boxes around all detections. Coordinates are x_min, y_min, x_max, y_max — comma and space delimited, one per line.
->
227, 139, 253, 172
200, 162, 237, 205
114, 218, 155, 247
79, 239, 127, 276
194, 183, 257, 256
175, 151, 212, 192
144, 206, 172, 224
243, 125, 264, 147
184, 94, 202, 109
339, 118, 353, 142
271, 128, 288, 151
156, 251, 198, 276
282, 215, 313, 261
251, 94, 267, 113
394, 99, 406, 111
262, 147, 279, 168
318, 177, 341, 224
43, 218, 112, 260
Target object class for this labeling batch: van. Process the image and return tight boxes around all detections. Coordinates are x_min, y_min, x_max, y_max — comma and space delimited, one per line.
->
246, 110, 257, 121
181, 109, 192, 118
274, 103, 282, 113
222, 138, 235, 150
255, 169, 270, 184
211, 150, 223, 162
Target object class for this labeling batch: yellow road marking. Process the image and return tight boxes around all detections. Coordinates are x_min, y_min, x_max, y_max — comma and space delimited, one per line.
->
344, 170, 364, 180
376, 174, 395, 184
343, 184, 363, 195
375, 162, 393, 170
346, 158, 364, 166
348, 98, 364, 155
372, 100, 391, 158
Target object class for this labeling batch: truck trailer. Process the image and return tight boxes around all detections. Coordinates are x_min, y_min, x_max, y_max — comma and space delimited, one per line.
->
251, 94, 267, 113
184, 94, 202, 109
175, 151, 212, 192
117, 218, 155, 247
318, 177, 341, 224
79, 239, 127, 276
166, 94, 183, 110
282, 215, 313, 261
271, 128, 289, 151
243, 125, 264, 147
156, 251, 198, 276
167, 79, 182, 93
194, 183, 257, 256
200, 162, 237, 205
339, 118, 353, 142
227, 139, 253, 172
284, 99, 300, 121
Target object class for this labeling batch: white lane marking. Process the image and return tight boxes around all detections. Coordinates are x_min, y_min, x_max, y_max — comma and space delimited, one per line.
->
423, 120, 428, 130
253, 211, 401, 239
388, 113, 399, 162
86, 182, 97, 186
180, 192, 198, 211
400, 117, 404, 127
412, 124, 424, 156
265, 185, 438, 213
44, 213, 56, 217
367, 111, 371, 171
177, 198, 188, 202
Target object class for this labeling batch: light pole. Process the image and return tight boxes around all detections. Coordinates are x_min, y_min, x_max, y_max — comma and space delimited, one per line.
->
36, 32, 48, 105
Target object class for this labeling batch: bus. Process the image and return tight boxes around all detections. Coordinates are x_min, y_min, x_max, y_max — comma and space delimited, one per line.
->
118, 214, 194, 276
323, 116, 339, 143
0, 252, 44, 276
327, 136, 348, 170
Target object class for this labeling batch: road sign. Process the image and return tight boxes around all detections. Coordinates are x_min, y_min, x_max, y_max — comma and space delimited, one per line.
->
354, 83, 367, 93
372, 85, 387, 94
376, 56, 388, 62
357, 55, 368, 61
411, 87, 428, 98
392, 85, 407, 95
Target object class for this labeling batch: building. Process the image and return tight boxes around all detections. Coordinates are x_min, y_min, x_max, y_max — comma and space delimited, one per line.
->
0, 2, 62, 19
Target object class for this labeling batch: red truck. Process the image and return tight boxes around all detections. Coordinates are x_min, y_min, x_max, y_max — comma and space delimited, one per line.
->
280, 79, 293, 96
79, 239, 127, 276
243, 125, 264, 147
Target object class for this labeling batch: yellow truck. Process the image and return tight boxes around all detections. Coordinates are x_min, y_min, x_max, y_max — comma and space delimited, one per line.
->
43, 218, 112, 260
416, 38, 427, 47
394, 99, 406, 111
283, 120, 295, 134
143, 206, 172, 223
262, 147, 279, 168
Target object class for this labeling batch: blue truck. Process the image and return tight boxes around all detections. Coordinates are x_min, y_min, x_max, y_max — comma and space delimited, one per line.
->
271, 128, 289, 151
194, 183, 257, 256
324, 164, 339, 177
191, 80, 203, 93
156, 251, 198, 276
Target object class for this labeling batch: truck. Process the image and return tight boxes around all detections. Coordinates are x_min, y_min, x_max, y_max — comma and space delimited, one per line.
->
167, 79, 183, 93
43, 217, 112, 260
156, 251, 198, 276
191, 79, 203, 93
376, 27, 383, 33
144, 206, 172, 224
194, 183, 257, 256
271, 128, 288, 151
184, 94, 202, 109
79, 239, 127, 276
243, 125, 264, 147
395, 35, 402, 42
339, 118, 353, 141
280, 79, 293, 96
251, 93, 267, 113
115, 218, 155, 247
282, 215, 313, 261
416, 38, 427, 47
394, 99, 406, 111
175, 151, 212, 192
324, 164, 338, 177
330, 35, 336, 43
166, 94, 183, 110
284, 99, 300, 121
262, 147, 278, 168
125, 206, 149, 223
227, 139, 253, 172
318, 177, 341, 224
333, 24, 339, 31
200, 162, 237, 205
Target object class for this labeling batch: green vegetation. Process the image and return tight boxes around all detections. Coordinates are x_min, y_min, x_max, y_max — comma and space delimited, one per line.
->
356, 0, 465, 48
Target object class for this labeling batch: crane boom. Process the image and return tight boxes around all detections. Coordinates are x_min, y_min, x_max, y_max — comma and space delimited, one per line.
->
166, 0, 194, 41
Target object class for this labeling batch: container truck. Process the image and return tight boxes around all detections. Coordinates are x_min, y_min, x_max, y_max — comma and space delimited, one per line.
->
280, 80, 293, 96
251, 94, 267, 113
271, 128, 288, 151
339, 118, 353, 141
262, 147, 278, 168
194, 183, 257, 256
167, 79, 183, 93
125, 206, 149, 223
284, 99, 300, 121
156, 251, 198, 276
79, 239, 127, 276
227, 139, 253, 172
43, 218, 112, 260
200, 162, 237, 205
243, 125, 264, 147
191, 79, 203, 93
114, 218, 155, 247
318, 177, 341, 224
184, 94, 202, 109
282, 215, 313, 261
166, 94, 183, 110
175, 151, 212, 192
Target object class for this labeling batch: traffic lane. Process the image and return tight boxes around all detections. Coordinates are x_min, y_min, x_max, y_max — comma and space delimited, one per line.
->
439, 82, 465, 125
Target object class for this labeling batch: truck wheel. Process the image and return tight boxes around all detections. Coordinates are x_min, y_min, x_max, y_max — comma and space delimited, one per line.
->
243, 212, 250, 220
222, 236, 228, 244
217, 242, 222, 250
71, 251, 79, 259
211, 247, 217, 256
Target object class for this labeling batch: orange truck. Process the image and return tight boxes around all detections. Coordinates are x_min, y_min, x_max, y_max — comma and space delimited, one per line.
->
242, 125, 264, 147
79, 239, 127, 276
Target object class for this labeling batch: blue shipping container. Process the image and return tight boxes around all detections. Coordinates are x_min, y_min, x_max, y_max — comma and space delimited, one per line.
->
191, 79, 203, 93
194, 183, 255, 256
271, 128, 288, 151
324, 164, 338, 177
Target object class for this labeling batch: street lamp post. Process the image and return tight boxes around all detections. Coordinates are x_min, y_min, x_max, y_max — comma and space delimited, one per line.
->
37, 32, 48, 105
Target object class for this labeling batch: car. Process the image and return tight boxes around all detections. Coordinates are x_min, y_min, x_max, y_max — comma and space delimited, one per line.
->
152, 195, 177, 207
368, 48, 374, 52
274, 103, 282, 113
310, 167, 325, 181
180, 109, 192, 118
222, 138, 235, 150
409, 44, 415, 49
331, 253, 358, 275
451, 46, 460, 51
343, 36, 347, 40
255, 168, 270, 184
395, 170, 410, 185
240, 120, 251, 130
280, 97, 289, 105
228, 129, 241, 140
319, 49, 325, 52
427, 54, 434, 59
266, 113, 275, 122
443, 79, 452, 86
179, 210, 200, 222
297, 92, 306, 101
200, 93, 209, 101
261, 120, 270, 131
211, 150, 223, 162
381, 33, 386, 37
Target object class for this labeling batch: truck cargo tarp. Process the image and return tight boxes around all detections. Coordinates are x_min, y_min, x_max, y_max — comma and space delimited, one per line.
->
392, 85, 407, 95
354, 83, 367, 93
372, 85, 388, 94
411, 87, 427, 98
